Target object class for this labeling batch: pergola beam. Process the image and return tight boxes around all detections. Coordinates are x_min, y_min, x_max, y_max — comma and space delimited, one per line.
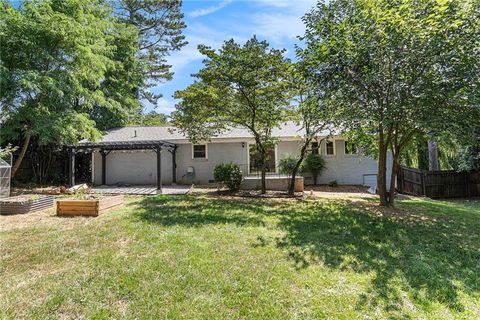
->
67, 140, 177, 191
72, 140, 176, 153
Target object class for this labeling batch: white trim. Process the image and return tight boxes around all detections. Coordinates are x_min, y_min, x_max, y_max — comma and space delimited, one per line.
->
324, 139, 336, 156
192, 143, 208, 160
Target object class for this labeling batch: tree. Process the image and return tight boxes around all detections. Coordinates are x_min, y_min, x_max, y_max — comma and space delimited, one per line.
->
285, 65, 335, 195
172, 37, 292, 194
141, 110, 169, 126
89, 22, 145, 131
300, 0, 480, 206
0, 144, 17, 159
303, 153, 326, 186
115, 0, 187, 105
0, 0, 122, 177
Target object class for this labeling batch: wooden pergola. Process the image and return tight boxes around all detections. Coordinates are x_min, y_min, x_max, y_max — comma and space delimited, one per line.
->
68, 140, 177, 192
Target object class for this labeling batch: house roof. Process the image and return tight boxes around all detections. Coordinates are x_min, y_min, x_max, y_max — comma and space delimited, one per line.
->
82, 121, 334, 145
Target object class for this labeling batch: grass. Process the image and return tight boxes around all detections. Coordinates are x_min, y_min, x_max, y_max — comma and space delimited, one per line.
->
0, 193, 479, 319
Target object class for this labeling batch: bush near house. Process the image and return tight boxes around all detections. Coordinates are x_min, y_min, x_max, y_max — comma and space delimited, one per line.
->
213, 163, 244, 192
279, 155, 303, 175
303, 153, 326, 185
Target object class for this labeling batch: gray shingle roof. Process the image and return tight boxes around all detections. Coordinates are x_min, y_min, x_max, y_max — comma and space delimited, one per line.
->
85, 121, 334, 144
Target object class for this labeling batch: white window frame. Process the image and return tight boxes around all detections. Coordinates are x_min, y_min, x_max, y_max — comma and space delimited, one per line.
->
324, 139, 336, 156
247, 142, 278, 174
192, 143, 208, 160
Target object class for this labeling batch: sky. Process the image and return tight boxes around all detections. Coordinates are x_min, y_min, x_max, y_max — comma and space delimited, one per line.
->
152, 0, 318, 115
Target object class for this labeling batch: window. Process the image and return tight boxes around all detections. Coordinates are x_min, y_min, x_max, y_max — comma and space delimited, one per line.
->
344, 141, 357, 154
193, 144, 207, 159
249, 145, 276, 173
311, 142, 319, 154
326, 140, 334, 155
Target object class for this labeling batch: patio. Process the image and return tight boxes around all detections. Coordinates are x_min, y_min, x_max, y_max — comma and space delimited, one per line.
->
90, 185, 192, 195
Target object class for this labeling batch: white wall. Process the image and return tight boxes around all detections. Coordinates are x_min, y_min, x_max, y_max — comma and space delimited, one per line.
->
93, 149, 173, 186
92, 138, 392, 186
277, 139, 392, 186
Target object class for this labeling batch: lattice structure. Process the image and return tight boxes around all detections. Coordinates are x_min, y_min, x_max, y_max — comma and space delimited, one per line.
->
0, 156, 11, 198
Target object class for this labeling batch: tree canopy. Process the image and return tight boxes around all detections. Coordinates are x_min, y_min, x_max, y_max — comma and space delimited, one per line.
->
0, 0, 186, 177
115, 0, 187, 105
172, 36, 293, 193
300, 0, 480, 206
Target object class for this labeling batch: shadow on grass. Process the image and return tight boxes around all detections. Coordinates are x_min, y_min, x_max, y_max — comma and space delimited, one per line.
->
129, 194, 479, 314
275, 199, 480, 313
130, 195, 268, 227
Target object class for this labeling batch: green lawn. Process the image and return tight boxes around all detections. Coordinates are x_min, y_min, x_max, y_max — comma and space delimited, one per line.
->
1, 193, 479, 319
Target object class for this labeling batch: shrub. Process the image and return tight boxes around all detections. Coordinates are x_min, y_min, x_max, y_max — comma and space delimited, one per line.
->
214, 163, 244, 192
279, 155, 302, 175
303, 153, 326, 185
329, 180, 338, 187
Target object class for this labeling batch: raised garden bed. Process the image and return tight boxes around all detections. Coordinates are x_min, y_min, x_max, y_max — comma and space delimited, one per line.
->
0, 195, 54, 215
56, 195, 124, 217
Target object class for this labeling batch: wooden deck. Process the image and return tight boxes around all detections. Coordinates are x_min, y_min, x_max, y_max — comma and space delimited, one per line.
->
90, 185, 192, 195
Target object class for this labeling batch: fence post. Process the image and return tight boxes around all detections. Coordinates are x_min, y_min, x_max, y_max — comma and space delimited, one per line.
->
466, 171, 470, 198
421, 171, 426, 196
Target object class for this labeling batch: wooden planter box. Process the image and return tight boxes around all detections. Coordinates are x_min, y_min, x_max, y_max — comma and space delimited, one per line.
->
0, 195, 54, 215
56, 195, 124, 217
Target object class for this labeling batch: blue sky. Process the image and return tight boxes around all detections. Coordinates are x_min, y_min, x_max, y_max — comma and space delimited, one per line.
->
152, 0, 318, 115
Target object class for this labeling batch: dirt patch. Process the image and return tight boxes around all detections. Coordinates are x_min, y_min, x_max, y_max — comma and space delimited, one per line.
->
224, 189, 303, 198
1, 207, 61, 232
350, 198, 450, 222
307, 185, 369, 193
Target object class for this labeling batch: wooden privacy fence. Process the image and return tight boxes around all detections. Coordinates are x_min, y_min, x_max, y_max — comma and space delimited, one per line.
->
397, 166, 480, 198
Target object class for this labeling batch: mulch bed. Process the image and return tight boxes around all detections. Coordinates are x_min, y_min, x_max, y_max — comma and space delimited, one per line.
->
214, 189, 304, 199
306, 185, 369, 193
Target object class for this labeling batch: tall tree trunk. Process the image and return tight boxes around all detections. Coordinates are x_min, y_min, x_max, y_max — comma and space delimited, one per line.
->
288, 143, 309, 195
417, 139, 429, 170
387, 151, 400, 207
428, 140, 439, 171
11, 134, 31, 178
377, 134, 389, 207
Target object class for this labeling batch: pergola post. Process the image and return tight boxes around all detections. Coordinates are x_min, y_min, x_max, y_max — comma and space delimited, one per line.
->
69, 148, 75, 187
172, 148, 177, 184
100, 150, 110, 185
156, 146, 162, 192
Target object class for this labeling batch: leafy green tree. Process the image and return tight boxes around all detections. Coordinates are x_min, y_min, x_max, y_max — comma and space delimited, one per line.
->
0, 0, 121, 176
300, 0, 480, 206
279, 155, 300, 176
285, 64, 334, 195
141, 111, 169, 126
115, 0, 187, 104
303, 153, 326, 186
0, 144, 17, 160
173, 37, 292, 194
89, 23, 145, 130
